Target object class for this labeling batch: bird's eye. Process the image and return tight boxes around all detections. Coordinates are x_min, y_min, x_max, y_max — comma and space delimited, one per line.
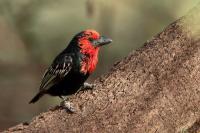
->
88, 38, 94, 42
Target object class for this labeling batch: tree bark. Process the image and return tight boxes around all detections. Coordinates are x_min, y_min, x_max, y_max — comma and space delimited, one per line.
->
6, 3, 200, 133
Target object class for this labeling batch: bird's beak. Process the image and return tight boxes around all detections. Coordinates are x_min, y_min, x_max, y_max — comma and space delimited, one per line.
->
93, 36, 112, 47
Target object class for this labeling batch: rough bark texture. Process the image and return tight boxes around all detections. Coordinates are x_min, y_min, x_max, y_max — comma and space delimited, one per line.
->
5, 4, 200, 133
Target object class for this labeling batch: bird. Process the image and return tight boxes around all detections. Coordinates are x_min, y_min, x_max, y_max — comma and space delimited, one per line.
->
29, 29, 112, 112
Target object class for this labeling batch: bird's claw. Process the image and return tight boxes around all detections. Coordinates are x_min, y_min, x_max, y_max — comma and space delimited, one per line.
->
60, 100, 76, 113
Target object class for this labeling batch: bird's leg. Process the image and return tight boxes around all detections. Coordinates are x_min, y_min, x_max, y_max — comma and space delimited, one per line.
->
59, 96, 76, 113
82, 82, 96, 90
76, 82, 95, 94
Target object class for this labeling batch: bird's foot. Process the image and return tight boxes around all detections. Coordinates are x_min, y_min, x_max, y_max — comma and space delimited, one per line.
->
82, 82, 96, 90
76, 82, 96, 95
60, 100, 76, 113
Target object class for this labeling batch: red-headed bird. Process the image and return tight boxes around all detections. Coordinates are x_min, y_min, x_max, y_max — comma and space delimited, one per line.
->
29, 30, 112, 112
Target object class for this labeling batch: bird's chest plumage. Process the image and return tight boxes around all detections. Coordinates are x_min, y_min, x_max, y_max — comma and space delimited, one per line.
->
79, 46, 99, 74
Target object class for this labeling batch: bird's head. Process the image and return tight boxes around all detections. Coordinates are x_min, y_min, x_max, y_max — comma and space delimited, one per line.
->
73, 29, 112, 49
71, 29, 112, 74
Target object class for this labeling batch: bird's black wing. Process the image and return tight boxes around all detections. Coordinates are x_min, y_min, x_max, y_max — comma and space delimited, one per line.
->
39, 55, 73, 91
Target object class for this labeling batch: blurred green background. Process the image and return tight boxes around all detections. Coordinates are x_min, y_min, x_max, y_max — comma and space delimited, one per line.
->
0, 0, 199, 130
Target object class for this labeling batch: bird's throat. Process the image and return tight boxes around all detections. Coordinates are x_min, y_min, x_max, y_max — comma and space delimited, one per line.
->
80, 46, 99, 74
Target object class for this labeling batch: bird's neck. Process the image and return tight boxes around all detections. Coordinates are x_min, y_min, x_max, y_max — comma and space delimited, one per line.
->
79, 45, 99, 74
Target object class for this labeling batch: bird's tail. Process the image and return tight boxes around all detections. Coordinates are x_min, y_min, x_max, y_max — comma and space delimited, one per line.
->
29, 92, 44, 104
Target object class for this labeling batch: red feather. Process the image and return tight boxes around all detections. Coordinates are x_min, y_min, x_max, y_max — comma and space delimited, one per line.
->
78, 30, 100, 74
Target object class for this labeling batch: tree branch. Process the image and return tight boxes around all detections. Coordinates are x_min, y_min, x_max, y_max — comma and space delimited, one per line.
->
6, 3, 200, 133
